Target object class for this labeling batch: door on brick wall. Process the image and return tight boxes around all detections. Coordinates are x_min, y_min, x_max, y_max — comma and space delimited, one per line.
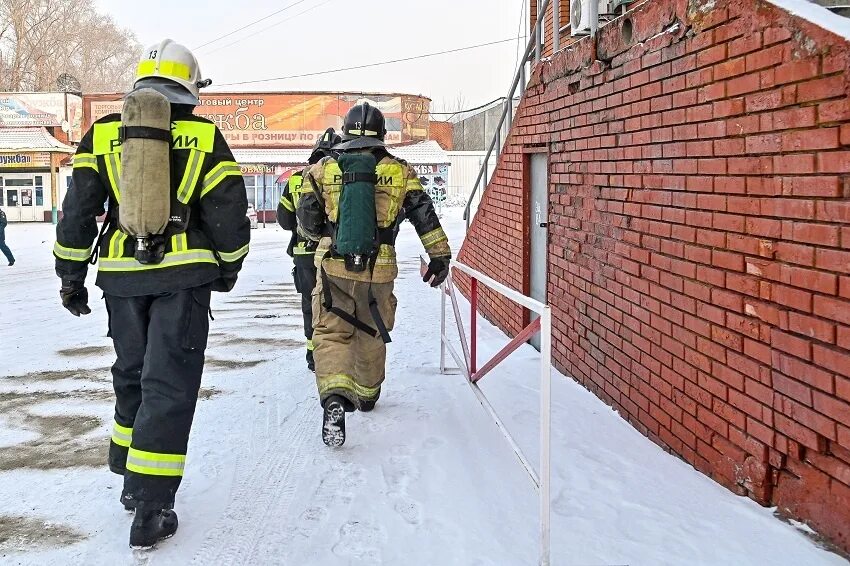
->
529, 153, 548, 350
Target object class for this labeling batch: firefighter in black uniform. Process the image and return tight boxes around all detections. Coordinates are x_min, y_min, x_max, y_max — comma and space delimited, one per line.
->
53, 39, 250, 549
277, 128, 341, 371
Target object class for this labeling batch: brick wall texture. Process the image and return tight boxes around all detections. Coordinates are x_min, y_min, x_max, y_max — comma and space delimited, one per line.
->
460, 0, 850, 553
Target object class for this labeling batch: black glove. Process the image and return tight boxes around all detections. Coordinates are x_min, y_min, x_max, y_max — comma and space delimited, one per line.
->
422, 258, 450, 288
60, 279, 91, 317
210, 276, 237, 293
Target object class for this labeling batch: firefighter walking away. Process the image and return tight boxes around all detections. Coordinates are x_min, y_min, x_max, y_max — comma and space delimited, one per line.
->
277, 128, 341, 371
54, 39, 250, 549
297, 103, 451, 447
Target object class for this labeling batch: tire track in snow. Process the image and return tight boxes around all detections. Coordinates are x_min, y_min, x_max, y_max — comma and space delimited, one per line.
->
190, 394, 312, 565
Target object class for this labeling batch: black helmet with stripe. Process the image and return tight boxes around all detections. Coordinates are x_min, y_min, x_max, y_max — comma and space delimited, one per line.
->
335, 102, 387, 151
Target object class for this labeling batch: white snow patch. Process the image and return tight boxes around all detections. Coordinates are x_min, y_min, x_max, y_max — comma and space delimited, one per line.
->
767, 0, 850, 41
0, 416, 39, 448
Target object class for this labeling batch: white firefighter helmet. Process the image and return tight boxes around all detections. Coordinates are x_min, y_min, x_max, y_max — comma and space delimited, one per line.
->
132, 39, 209, 106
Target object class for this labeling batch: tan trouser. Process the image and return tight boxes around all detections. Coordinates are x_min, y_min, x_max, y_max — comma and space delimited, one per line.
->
312, 271, 397, 408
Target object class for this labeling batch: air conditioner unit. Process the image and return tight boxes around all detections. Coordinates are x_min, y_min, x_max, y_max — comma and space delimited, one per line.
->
570, 0, 610, 36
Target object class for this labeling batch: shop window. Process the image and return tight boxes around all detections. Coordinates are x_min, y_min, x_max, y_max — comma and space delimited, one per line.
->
243, 175, 257, 208
35, 188, 44, 206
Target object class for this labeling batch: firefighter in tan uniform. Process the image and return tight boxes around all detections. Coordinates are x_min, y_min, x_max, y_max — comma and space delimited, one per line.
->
297, 103, 450, 446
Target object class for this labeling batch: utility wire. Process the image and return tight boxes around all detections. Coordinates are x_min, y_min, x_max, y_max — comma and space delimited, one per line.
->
204, 0, 335, 56
428, 98, 507, 116
194, 0, 311, 51
216, 37, 519, 87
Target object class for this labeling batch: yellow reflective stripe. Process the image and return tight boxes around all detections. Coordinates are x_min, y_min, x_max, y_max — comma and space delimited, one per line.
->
53, 242, 92, 261
177, 149, 206, 203
172, 121, 216, 153
280, 195, 295, 212
377, 162, 405, 223
93, 122, 121, 155
104, 153, 121, 203
108, 230, 128, 259
98, 249, 218, 272
73, 153, 99, 172
306, 339, 315, 351
218, 244, 249, 263
420, 228, 448, 247
137, 59, 192, 81
201, 161, 241, 198
171, 233, 188, 253
126, 447, 186, 477
112, 421, 132, 448
354, 382, 380, 399
318, 374, 356, 396
347, 129, 379, 136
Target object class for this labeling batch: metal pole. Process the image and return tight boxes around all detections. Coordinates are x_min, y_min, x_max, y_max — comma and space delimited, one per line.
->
471, 278, 478, 376
553, 0, 560, 53
440, 277, 447, 373
262, 169, 267, 228
535, 0, 543, 63
539, 306, 552, 566
590, 0, 599, 38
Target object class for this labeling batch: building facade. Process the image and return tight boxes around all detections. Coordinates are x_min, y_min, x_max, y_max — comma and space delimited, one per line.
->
73, 91, 444, 224
0, 93, 81, 222
462, 0, 850, 553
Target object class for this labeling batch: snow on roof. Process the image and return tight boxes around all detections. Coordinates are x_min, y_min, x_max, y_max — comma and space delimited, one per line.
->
766, 0, 850, 40
0, 127, 74, 153
232, 140, 450, 166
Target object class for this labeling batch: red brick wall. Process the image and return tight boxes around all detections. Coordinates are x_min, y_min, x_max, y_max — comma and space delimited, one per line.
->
430, 121, 454, 150
461, 0, 850, 552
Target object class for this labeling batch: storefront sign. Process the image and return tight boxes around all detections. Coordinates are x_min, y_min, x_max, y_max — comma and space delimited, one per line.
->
85, 92, 431, 148
0, 93, 83, 141
413, 164, 449, 203
0, 152, 51, 169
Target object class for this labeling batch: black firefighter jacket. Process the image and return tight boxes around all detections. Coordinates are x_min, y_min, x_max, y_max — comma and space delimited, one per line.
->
54, 109, 250, 297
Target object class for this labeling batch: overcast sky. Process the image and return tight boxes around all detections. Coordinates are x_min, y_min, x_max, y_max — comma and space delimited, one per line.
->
93, 0, 528, 112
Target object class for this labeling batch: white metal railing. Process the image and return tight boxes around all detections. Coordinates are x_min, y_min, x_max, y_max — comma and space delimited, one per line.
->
427, 258, 553, 565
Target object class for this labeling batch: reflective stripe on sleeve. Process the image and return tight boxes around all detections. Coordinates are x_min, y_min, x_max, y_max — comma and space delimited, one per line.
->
201, 161, 242, 198
218, 244, 249, 263
112, 422, 132, 448
73, 153, 99, 172
306, 339, 315, 351
420, 228, 448, 247
126, 447, 186, 477
53, 242, 92, 262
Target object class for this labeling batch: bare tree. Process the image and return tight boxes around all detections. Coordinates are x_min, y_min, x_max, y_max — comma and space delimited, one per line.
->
0, 0, 140, 92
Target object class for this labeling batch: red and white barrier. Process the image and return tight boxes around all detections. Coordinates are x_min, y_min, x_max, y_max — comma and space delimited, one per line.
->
425, 258, 553, 566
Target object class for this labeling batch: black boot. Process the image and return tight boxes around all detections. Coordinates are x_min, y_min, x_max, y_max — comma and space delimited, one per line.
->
306, 349, 315, 372
129, 509, 179, 549
322, 395, 346, 447
359, 387, 381, 412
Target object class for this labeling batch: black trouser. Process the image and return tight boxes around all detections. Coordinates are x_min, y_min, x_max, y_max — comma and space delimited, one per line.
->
105, 286, 211, 510
0, 234, 13, 264
293, 253, 317, 346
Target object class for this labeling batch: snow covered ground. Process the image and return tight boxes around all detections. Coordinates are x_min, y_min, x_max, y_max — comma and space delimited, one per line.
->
0, 209, 845, 565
